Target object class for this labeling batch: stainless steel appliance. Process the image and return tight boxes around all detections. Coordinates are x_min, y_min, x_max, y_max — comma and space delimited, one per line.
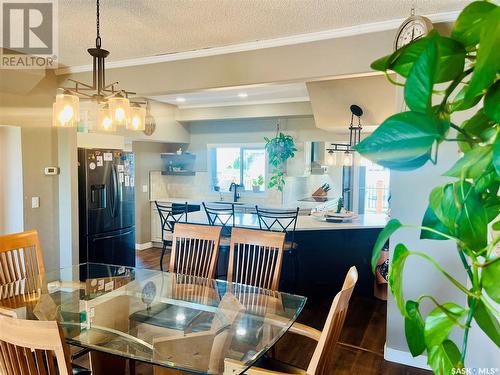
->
78, 148, 135, 266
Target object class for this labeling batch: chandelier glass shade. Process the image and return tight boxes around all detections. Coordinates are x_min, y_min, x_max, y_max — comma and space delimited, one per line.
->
97, 105, 116, 132
52, 0, 145, 131
128, 105, 147, 131
326, 150, 336, 166
108, 95, 131, 127
342, 151, 354, 167
52, 93, 80, 128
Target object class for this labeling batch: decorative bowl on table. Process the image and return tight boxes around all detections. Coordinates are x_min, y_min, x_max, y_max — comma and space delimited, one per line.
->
312, 210, 358, 223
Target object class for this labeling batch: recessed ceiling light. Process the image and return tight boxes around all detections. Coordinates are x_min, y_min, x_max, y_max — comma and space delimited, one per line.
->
176, 97, 186, 103
237, 92, 248, 98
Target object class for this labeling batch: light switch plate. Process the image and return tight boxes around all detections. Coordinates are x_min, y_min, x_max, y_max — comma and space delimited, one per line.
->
31, 196, 39, 208
142, 185, 148, 193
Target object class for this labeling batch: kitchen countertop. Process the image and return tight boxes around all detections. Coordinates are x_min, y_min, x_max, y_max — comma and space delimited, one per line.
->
181, 210, 388, 231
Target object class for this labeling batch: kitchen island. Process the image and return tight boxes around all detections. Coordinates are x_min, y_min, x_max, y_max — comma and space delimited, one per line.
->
150, 200, 387, 298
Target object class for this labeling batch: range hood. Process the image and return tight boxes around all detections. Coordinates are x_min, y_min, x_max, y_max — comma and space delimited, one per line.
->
311, 141, 328, 175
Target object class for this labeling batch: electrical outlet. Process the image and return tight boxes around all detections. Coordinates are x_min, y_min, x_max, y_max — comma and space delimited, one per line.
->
31, 196, 39, 208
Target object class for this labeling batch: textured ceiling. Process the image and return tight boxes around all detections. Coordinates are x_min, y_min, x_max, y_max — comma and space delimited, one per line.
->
58, 0, 470, 67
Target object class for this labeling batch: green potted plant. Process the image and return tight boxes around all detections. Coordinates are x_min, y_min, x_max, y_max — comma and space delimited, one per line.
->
354, 2, 499, 373
265, 129, 297, 192
252, 175, 264, 192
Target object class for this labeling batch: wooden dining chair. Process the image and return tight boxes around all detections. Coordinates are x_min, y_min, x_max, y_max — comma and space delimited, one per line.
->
0, 230, 45, 302
169, 223, 222, 279
224, 266, 358, 375
227, 228, 286, 291
0, 314, 91, 375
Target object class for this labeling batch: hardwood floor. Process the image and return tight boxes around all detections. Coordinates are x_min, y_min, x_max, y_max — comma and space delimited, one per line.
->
77, 247, 430, 375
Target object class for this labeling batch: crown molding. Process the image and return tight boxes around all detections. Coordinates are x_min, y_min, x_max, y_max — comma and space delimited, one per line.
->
56, 10, 460, 76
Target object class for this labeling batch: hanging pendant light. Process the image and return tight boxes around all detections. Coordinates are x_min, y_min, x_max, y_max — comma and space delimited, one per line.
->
53, 0, 145, 132
128, 103, 146, 131
52, 92, 79, 128
326, 105, 363, 162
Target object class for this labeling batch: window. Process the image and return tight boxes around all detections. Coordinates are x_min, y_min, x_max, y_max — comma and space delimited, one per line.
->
358, 158, 390, 214
210, 146, 266, 192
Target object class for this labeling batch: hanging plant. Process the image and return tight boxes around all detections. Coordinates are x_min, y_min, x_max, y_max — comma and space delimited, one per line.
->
354, 2, 499, 373
264, 124, 297, 192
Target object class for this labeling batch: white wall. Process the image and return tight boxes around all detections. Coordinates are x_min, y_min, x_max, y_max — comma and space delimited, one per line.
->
386, 140, 466, 368
385, 96, 498, 369
0, 125, 24, 234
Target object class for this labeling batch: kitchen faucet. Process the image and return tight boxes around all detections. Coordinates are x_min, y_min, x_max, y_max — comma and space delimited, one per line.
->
229, 182, 243, 202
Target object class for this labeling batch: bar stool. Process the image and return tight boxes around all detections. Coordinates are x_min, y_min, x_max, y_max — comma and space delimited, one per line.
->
155, 201, 188, 271
255, 206, 300, 291
202, 202, 236, 279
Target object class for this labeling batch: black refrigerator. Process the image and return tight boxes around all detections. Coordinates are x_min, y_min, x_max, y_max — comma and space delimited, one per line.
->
78, 148, 136, 267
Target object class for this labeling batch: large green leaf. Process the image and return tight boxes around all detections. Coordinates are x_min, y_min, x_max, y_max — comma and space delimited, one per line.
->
376, 152, 432, 171
473, 298, 500, 347
456, 182, 488, 251
388, 244, 410, 315
424, 303, 466, 347
428, 340, 463, 375
430, 182, 488, 251
371, 54, 392, 72
484, 194, 500, 223
494, 135, 500, 176
475, 170, 499, 194
429, 184, 458, 235
405, 300, 426, 357
354, 111, 445, 170
404, 38, 437, 113
482, 257, 500, 304
420, 206, 451, 240
465, 7, 500, 103
450, 84, 484, 113
452, 1, 497, 48
371, 219, 402, 272
390, 37, 430, 77
460, 110, 496, 141
390, 33, 465, 83
444, 145, 492, 179
484, 81, 500, 123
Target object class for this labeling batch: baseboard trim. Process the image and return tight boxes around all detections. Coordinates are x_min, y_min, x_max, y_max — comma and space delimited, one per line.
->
135, 242, 153, 251
384, 344, 430, 370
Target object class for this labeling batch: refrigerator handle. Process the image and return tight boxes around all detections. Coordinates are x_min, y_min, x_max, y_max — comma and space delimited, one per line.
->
110, 164, 118, 217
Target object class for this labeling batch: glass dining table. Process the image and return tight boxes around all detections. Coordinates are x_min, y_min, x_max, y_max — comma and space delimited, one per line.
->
0, 263, 307, 375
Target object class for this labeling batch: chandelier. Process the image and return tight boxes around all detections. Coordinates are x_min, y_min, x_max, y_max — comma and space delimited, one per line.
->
52, 0, 145, 132
326, 105, 363, 166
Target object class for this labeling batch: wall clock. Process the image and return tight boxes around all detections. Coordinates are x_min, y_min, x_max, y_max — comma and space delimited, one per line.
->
394, 9, 433, 50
